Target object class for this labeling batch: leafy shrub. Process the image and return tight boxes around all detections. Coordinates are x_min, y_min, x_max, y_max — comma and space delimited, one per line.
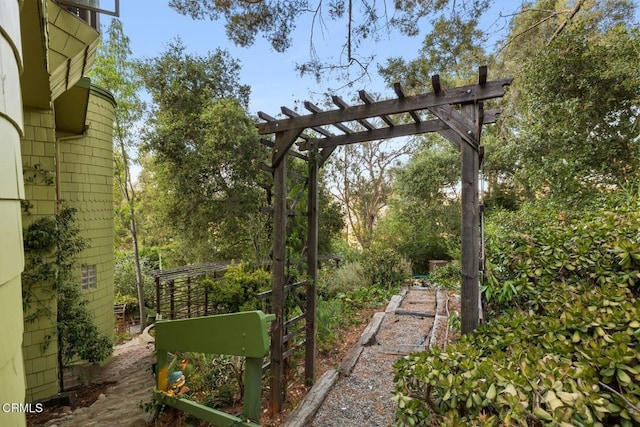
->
361, 246, 412, 288
484, 196, 640, 312
113, 250, 157, 307
317, 284, 399, 350
114, 292, 139, 317
428, 260, 461, 290
206, 264, 270, 314
318, 261, 368, 298
338, 285, 398, 312
317, 297, 347, 350
329, 236, 363, 264
171, 352, 244, 409
394, 195, 640, 426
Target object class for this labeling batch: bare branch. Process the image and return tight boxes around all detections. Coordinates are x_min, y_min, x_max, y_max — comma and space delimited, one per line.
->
498, 8, 563, 56
599, 381, 640, 415
547, 0, 585, 46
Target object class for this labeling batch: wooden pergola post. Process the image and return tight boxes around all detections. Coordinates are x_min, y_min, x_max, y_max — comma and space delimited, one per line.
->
270, 151, 286, 414
460, 103, 481, 334
305, 148, 319, 384
269, 128, 301, 414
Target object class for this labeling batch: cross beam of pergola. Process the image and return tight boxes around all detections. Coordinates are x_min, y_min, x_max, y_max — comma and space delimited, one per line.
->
257, 66, 512, 414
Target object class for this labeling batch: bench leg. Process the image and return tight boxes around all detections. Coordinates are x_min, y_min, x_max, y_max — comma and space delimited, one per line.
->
243, 357, 262, 423
156, 349, 168, 392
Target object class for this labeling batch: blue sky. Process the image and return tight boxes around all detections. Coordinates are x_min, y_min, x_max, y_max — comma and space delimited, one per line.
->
108, 1, 520, 117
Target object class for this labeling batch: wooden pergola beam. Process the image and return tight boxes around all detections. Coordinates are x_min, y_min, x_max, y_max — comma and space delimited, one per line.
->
306, 151, 319, 383
460, 103, 481, 334
393, 83, 421, 123
301, 101, 349, 165
304, 101, 354, 135
258, 78, 511, 134
281, 106, 335, 138
272, 128, 303, 167
332, 95, 376, 130
270, 152, 287, 414
297, 109, 501, 151
359, 90, 395, 127
427, 104, 478, 147
478, 65, 488, 85
260, 138, 309, 161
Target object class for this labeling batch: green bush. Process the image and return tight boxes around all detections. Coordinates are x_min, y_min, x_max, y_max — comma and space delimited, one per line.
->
113, 250, 157, 307
361, 246, 412, 288
317, 284, 399, 351
328, 236, 363, 265
114, 292, 139, 317
428, 260, 461, 290
171, 352, 244, 409
317, 297, 347, 350
206, 264, 270, 314
318, 261, 368, 298
338, 285, 398, 312
483, 196, 640, 312
394, 194, 640, 426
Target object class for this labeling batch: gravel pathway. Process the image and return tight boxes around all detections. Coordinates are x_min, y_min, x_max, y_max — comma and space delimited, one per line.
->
289, 286, 449, 427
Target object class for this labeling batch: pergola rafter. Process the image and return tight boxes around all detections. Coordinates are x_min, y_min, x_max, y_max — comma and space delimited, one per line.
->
256, 77, 511, 135
257, 66, 512, 415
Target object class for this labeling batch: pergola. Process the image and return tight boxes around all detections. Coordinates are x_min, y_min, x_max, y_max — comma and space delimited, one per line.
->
256, 66, 512, 413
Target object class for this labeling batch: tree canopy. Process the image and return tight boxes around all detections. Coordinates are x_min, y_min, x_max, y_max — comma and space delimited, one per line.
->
493, 0, 640, 201
137, 39, 264, 261
168, 0, 492, 80
111, 0, 639, 274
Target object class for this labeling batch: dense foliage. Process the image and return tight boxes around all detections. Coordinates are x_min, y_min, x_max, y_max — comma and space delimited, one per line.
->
137, 39, 265, 262
361, 245, 413, 288
499, 24, 640, 200
488, 0, 640, 203
204, 263, 270, 314
428, 261, 461, 291
113, 250, 157, 309
374, 141, 461, 272
394, 193, 640, 425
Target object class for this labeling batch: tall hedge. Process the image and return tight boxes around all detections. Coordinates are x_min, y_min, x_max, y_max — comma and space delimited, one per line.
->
394, 194, 640, 426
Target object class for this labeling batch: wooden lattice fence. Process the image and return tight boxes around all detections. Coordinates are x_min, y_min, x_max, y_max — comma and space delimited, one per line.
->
151, 262, 231, 320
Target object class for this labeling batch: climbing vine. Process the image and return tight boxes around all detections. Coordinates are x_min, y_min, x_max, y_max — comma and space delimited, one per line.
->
21, 163, 55, 214
22, 206, 112, 363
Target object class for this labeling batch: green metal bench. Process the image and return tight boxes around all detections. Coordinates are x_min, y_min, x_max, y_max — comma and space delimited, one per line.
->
154, 310, 275, 426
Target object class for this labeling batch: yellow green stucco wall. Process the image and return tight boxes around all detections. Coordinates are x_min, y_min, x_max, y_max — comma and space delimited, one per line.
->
58, 88, 116, 341
0, 0, 27, 425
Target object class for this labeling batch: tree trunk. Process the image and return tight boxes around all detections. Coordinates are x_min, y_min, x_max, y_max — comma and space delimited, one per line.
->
130, 216, 146, 330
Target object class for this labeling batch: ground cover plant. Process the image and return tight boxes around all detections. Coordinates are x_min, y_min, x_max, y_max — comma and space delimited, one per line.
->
393, 193, 640, 426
